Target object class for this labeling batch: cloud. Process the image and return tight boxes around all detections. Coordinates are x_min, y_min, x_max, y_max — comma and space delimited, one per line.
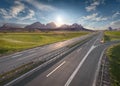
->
25, 0, 57, 11
112, 11, 120, 18
0, 1, 35, 21
85, 1, 100, 12
83, 22, 97, 30
11, 1, 25, 17
82, 13, 107, 21
20, 10, 35, 20
83, 13, 98, 20
104, 19, 120, 29
0, 8, 12, 19
110, 20, 120, 28
0, 1, 25, 19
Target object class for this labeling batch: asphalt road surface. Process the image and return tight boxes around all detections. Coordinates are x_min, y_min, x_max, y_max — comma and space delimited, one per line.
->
5, 32, 112, 86
0, 33, 94, 74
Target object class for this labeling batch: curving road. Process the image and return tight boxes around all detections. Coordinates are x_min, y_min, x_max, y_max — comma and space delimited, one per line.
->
5, 32, 111, 86
3, 31, 118, 86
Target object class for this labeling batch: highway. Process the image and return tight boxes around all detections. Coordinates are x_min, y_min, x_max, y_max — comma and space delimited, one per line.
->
4, 32, 109, 86
3, 32, 118, 86
0, 33, 94, 74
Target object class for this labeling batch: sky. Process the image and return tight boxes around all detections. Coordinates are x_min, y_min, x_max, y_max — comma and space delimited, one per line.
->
0, 0, 120, 30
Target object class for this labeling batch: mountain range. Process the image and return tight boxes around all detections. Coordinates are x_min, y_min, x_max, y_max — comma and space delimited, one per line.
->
0, 22, 92, 32
25, 22, 56, 29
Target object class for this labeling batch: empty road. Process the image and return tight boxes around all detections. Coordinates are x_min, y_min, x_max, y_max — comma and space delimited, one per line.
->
5, 32, 110, 86
0, 33, 95, 74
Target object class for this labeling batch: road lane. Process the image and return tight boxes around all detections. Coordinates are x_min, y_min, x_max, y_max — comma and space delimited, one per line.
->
4, 32, 120, 86
10, 33, 99, 86
69, 45, 106, 86
65, 45, 96, 86
46, 61, 66, 77
0, 47, 68, 73
0, 33, 92, 61
0, 33, 95, 74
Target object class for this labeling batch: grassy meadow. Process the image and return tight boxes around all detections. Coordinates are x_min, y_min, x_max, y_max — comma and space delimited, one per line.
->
0, 31, 89, 55
104, 31, 120, 42
104, 31, 120, 86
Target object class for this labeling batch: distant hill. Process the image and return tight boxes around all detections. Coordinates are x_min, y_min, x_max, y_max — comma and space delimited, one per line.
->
0, 22, 92, 32
46, 22, 56, 29
25, 22, 45, 29
25, 22, 56, 29
58, 23, 91, 31
0, 23, 27, 32
25, 22, 92, 31
1, 23, 26, 28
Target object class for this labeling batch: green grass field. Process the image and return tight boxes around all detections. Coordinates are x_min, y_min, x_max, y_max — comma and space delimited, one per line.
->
107, 44, 120, 86
104, 31, 120, 86
0, 31, 89, 55
104, 31, 120, 42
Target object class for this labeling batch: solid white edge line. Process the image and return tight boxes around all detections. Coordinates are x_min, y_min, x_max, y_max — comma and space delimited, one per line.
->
11, 54, 22, 58
18, 53, 37, 60
92, 47, 107, 86
64, 33, 100, 86
64, 45, 96, 86
46, 61, 66, 77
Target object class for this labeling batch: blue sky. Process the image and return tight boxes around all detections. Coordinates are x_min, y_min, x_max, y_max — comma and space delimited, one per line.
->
0, 0, 120, 30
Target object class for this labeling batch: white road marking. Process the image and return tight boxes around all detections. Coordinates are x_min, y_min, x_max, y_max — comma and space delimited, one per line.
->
64, 45, 96, 86
18, 53, 37, 60
11, 54, 22, 58
93, 33, 101, 46
64, 33, 101, 86
77, 48, 82, 52
46, 61, 66, 77
92, 48, 107, 86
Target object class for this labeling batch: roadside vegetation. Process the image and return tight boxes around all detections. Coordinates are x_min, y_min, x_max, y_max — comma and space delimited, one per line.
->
0, 31, 89, 55
104, 31, 120, 86
106, 44, 120, 86
104, 31, 120, 42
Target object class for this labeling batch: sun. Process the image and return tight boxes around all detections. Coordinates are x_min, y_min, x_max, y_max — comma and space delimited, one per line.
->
55, 16, 64, 27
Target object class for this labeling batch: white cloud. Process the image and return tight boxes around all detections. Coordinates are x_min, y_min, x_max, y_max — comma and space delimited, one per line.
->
110, 20, 120, 28
0, 1, 36, 21
20, 10, 35, 20
0, 1, 25, 19
10, 1, 25, 17
25, 0, 57, 11
83, 13, 98, 20
85, 1, 100, 12
103, 20, 120, 29
112, 11, 120, 18
83, 22, 97, 30
83, 13, 107, 21
0, 9, 7, 16
0, 9, 12, 19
